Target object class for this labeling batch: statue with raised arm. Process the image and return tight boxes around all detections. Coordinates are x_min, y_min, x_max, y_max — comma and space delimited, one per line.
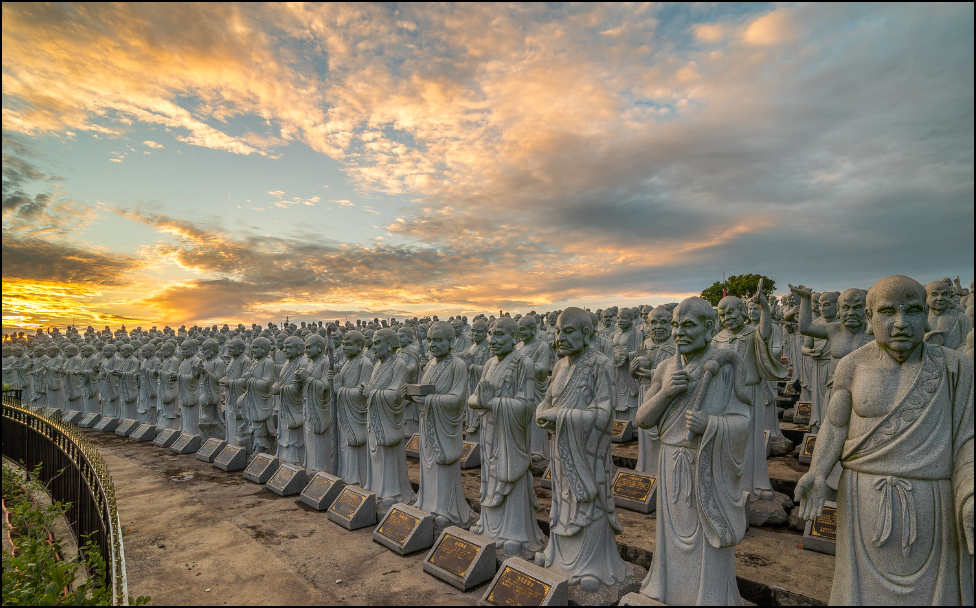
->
517, 314, 552, 462
926, 280, 972, 350
629, 306, 676, 474
401, 321, 474, 529
136, 344, 159, 425
633, 297, 750, 605
713, 292, 787, 501
795, 275, 973, 605
330, 330, 373, 486
469, 317, 545, 559
535, 307, 631, 591
271, 336, 306, 465
364, 329, 415, 510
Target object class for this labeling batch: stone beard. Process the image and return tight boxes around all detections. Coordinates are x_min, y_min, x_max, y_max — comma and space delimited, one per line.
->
364, 356, 415, 509
470, 348, 545, 555
536, 345, 630, 586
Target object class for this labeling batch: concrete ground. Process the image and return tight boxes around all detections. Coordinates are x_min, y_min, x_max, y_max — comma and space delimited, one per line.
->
82, 430, 832, 606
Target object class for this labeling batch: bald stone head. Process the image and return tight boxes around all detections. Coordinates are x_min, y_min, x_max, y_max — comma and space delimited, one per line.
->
867, 275, 928, 358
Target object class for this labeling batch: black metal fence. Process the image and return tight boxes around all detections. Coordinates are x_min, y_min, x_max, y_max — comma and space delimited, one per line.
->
2, 389, 129, 605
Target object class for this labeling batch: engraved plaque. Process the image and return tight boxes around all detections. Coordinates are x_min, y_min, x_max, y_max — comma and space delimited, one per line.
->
267, 466, 296, 491
246, 454, 273, 476
797, 401, 812, 418
612, 472, 655, 502
171, 434, 192, 451
544, 468, 551, 481
197, 438, 223, 459
810, 505, 837, 540
304, 475, 333, 501
153, 428, 178, 445
429, 533, 479, 577
461, 443, 475, 459
611, 420, 627, 437
405, 433, 420, 454
803, 435, 817, 456
330, 488, 365, 518
377, 508, 419, 545
486, 565, 551, 606
216, 445, 243, 466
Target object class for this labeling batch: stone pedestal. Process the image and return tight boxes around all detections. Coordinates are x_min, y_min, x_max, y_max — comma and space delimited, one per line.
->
327, 486, 377, 530
78, 413, 101, 428
459, 441, 481, 469
793, 401, 812, 425
405, 433, 420, 459
423, 526, 496, 591
195, 438, 227, 463
802, 500, 837, 555
170, 433, 202, 455
152, 428, 180, 448
611, 469, 657, 514
373, 503, 435, 556
115, 419, 139, 437
214, 445, 247, 471
480, 557, 569, 606
610, 419, 633, 443
93, 417, 119, 433
300, 472, 345, 511
243, 453, 280, 484
266, 463, 306, 496
130, 424, 157, 442
62, 411, 83, 425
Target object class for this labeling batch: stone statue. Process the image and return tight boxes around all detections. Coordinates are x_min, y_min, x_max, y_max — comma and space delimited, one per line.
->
629, 306, 676, 475
331, 330, 373, 486
79, 344, 100, 416
175, 340, 202, 436
1, 346, 12, 388
220, 338, 251, 446
197, 339, 226, 440
300, 334, 335, 474
10, 346, 30, 391
237, 337, 276, 455
401, 321, 474, 529
396, 326, 422, 439
535, 307, 631, 591
713, 294, 787, 501
363, 328, 415, 510
634, 297, 750, 605
463, 319, 491, 440
516, 315, 551, 463
61, 344, 84, 414
926, 280, 972, 350
271, 336, 306, 466
468, 317, 545, 558
29, 346, 48, 408
452, 319, 472, 355
116, 344, 140, 420
611, 308, 642, 422
795, 275, 973, 605
136, 343, 159, 425
44, 345, 65, 411
97, 344, 122, 419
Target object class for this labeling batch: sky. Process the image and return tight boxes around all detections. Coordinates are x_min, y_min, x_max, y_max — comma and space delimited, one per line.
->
2, 2, 973, 332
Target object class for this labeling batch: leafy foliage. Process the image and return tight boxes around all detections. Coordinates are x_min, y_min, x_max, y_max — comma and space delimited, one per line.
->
700, 273, 776, 306
1, 462, 149, 606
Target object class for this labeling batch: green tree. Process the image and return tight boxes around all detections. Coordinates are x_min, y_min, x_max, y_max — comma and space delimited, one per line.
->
700, 274, 776, 306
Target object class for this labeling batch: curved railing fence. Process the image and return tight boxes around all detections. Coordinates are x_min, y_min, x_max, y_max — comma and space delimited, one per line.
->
2, 389, 129, 605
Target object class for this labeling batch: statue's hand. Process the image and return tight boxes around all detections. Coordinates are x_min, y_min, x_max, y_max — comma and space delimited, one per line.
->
664, 370, 689, 398
271, 383, 281, 395
685, 410, 708, 435
794, 472, 827, 521
788, 284, 812, 300
325, 370, 335, 382
398, 384, 409, 402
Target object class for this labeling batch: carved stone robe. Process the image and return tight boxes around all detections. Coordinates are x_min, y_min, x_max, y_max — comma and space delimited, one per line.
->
471, 350, 545, 553
238, 355, 275, 454
98, 354, 122, 418
611, 327, 642, 421
464, 339, 491, 437
336, 354, 373, 486
929, 309, 972, 351
222, 354, 251, 446
29, 355, 48, 407
398, 343, 422, 439
137, 355, 159, 424
199, 355, 227, 440
536, 347, 630, 585
416, 354, 473, 527
303, 356, 335, 474
639, 349, 750, 605
63, 354, 85, 413
45, 354, 65, 411
274, 355, 306, 466
81, 354, 99, 415
11, 353, 30, 390
364, 357, 415, 508
157, 354, 181, 430
631, 338, 676, 474
831, 344, 973, 605
178, 355, 202, 435
518, 338, 551, 460
119, 354, 140, 420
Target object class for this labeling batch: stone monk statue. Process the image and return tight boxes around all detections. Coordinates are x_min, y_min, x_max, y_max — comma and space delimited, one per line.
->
470, 317, 546, 558
634, 297, 750, 605
272, 336, 306, 466
175, 340, 203, 436
401, 321, 474, 529
44, 345, 65, 411
331, 330, 373, 486
796, 275, 973, 605
219, 338, 251, 447
363, 329, 415, 510
62, 345, 84, 414
239, 337, 276, 455
463, 319, 491, 440
116, 344, 140, 420
300, 335, 335, 474
97, 344, 122, 419
136, 343, 159, 425
197, 339, 227, 441
396, 326, 422, 439
535, 307, 631, 591
517, 314, 551, 462
629, 306, 676, 474
926, 280, 972, 351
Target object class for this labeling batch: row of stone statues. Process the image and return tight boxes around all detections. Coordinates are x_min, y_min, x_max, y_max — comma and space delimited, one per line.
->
2, 274, 972, 606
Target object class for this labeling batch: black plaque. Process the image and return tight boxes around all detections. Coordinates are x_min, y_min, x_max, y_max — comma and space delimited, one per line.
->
197, 438, 223, 459
405, 434, 420, 452
429, 533, 479, 577
803, 435, 817, 456
612, 472, 655, 502
810, 506, 837, 540
611, 420, 627, 437
304, 475, 333, 501
216, 445, 243, 466
330, 488, 365, 518
377, 508, 419, 545
486, 565, 551, 606
797, 401, 812, 418
267, 466, 296, 492
246, 454, 274, 476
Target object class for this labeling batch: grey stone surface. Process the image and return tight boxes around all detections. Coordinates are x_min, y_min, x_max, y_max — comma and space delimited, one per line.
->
768, 434, 794, 457
748, 491, 793, 528
195, 438, 227, 463
265, 463, 306, 496
213, 444, 247, 471
62, 411, 83, 425
243, 453, 280, 484
373, 502, 434, 556
93, 416, 119, 433
129, 423, 157, 443
610, 469, 656, 514
792, 401, 811, 425
423, 526, 497, 591
152, 427, 180, 448
619, 592, 666, 606
540, 465, 552, 489
567, 563, 644, 606
479, 557, 568, 606
115, 419, 139, 436
459, 441, 481, 469
170, 433, 202, 455
327, 485, 377, 530
300, 472, 345, 511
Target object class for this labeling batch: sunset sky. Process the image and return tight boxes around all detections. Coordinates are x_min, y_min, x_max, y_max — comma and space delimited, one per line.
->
2, 2, 973, 332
